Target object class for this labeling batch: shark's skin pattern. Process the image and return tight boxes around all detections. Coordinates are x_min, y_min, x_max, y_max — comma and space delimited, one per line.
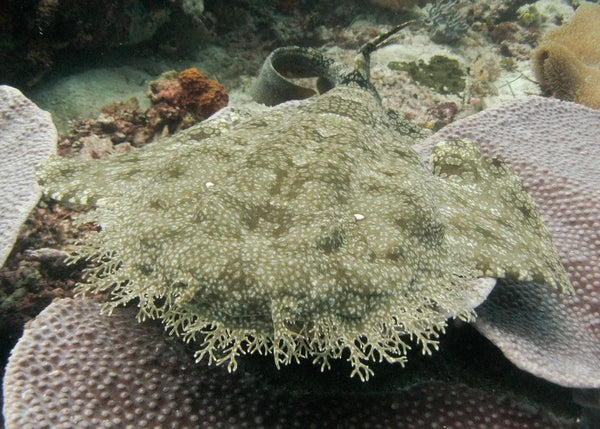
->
37, 85, 569, 380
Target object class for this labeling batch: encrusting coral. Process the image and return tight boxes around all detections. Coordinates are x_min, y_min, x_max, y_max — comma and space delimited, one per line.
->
3, 298, 577, 428
532, 3, 600, 109
148, 67, 229, 129
35, 28, 570, 381
0, 86, 57, 269
57, 67, 229, 157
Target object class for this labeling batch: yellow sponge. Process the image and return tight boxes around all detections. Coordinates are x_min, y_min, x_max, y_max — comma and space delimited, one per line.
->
532, 3, 600, 109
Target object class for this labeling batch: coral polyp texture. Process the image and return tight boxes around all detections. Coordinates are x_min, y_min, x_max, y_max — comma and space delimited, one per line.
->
0, 85, 57, 268
418, 95, 600, 388
2, 298, 576, 428
37, 85, 570, 380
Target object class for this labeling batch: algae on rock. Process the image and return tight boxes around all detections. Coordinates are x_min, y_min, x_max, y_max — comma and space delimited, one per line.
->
388, 55, 466, 95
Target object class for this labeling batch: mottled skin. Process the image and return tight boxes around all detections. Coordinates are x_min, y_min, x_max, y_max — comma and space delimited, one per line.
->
37, 82, 570, 380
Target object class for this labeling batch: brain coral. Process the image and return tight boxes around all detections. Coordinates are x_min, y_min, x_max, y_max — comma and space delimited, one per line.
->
2, 297, 577, 428
417, 95, 600, 388
0, 85, 57, 268
36, 82, 570, 380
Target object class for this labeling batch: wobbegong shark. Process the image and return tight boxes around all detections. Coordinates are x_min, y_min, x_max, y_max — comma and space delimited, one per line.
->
36, 24, 571, 381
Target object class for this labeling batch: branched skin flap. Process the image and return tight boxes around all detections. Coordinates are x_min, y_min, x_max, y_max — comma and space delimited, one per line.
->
37, 87, 570, 380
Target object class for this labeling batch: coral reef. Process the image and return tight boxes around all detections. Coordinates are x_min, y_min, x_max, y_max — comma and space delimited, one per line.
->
57, 68, 228, 157
518, 4, 542, 27
3, 298, 577, 428
424, 0, 469, 44
0, 86, 57, 268
427, 101, 458, 129
4, 2, 600, 424
3, 15, 599, 422
477, 279, 599, 387
148, 67, 229, 130
36, 45, 569, 380
388, 55, 466, 95
4, 298, 208, 427
368, 0, 421, 11
418, 95, 600, 388
0, 199, 85, 401
0, 0, 211, 86
0, 86, 81, 427
461, 0, 557, 72
60, 98, 148, 157
532, 3, 600, 109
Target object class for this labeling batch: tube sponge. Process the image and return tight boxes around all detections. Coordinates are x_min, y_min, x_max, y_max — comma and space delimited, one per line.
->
532, 3, 600, 109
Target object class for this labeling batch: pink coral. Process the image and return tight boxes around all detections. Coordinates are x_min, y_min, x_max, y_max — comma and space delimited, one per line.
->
418, 95, 600, 388
3, 298, 576, 428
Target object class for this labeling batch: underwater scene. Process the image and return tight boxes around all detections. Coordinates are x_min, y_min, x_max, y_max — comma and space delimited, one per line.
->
0, 0, 599, 427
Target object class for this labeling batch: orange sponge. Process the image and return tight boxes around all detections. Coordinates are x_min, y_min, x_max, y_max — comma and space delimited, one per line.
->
532, 3, 600, 109
177, 68, 229, 118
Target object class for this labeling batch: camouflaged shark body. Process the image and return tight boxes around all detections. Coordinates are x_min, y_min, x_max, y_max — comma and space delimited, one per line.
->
37, 37, 571, 380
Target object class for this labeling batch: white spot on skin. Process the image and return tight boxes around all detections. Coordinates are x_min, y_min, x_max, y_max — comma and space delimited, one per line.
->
205, 182, 215, 188
353, 213, 365, 221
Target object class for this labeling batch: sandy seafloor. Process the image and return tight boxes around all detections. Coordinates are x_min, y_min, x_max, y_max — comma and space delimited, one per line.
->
1, 0, 595, 426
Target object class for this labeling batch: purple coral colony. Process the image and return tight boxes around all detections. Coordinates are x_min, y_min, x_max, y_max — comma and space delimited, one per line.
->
0, 0, 599, 428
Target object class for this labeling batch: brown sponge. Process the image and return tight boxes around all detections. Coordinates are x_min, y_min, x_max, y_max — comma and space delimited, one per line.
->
532, 3, 600, 109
